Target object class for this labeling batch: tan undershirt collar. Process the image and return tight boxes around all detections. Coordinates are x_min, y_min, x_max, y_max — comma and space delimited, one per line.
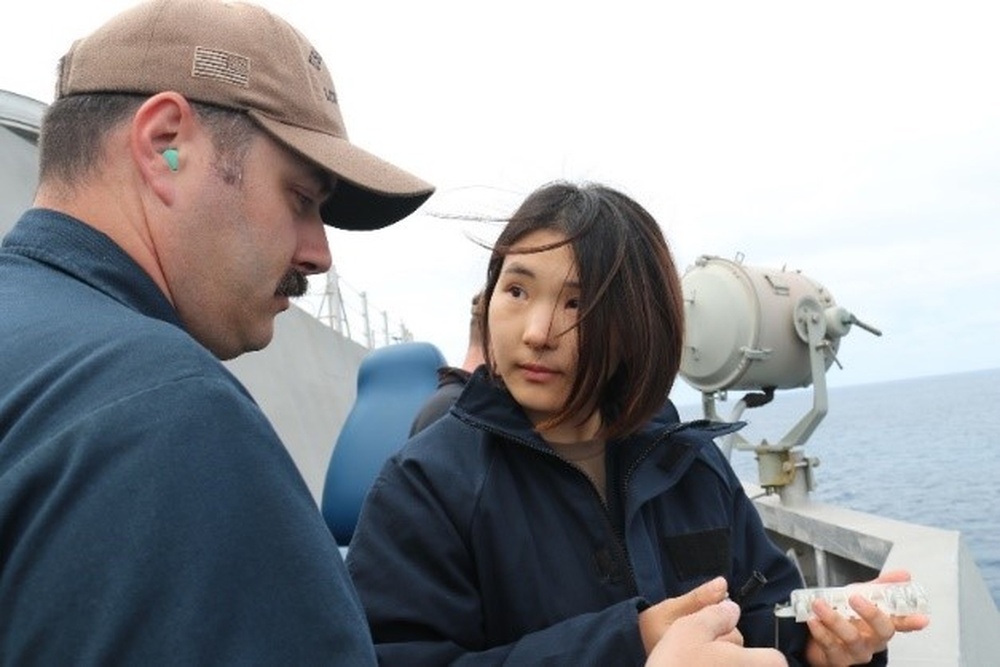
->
547, 437, 608, 502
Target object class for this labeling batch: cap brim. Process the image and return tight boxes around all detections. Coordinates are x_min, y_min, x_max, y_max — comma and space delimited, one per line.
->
249, 111, 434, 230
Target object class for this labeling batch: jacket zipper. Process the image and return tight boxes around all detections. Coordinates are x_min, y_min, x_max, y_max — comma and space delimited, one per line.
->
470, 414, 733, 600
621, 421, 689, 490
610, 421, 697, 594
481, 423, 683, 597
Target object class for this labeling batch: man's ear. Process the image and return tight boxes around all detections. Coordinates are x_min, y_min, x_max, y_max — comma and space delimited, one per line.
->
131, 92, 192, 205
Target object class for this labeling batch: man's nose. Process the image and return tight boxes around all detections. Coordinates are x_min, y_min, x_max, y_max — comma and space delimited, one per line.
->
295, 217, 332, 275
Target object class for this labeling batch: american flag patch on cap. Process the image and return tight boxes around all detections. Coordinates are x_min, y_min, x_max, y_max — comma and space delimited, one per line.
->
192, 47, 250, 87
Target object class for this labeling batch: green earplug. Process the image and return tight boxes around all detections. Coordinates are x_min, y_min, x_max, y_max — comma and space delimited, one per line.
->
162, 148, 179, 172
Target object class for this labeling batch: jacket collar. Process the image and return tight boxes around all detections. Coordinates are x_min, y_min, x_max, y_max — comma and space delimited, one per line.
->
4, 209, 181, 328
452, 368, 742, 471
451, 368, 545, 448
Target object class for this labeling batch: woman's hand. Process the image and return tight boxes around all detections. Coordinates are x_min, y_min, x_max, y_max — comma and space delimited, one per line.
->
638, 576, 730, 653
804, 570, 931, 666
647, 599, 788, 667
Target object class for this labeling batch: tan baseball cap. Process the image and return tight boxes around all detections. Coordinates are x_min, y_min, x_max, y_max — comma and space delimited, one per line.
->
55, 0, 434, 230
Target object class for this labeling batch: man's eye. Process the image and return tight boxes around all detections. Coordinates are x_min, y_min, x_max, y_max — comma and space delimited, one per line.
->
293, 190, 317, 214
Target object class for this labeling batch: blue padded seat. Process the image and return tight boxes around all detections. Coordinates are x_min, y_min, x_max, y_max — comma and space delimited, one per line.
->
321, 341, 446, 546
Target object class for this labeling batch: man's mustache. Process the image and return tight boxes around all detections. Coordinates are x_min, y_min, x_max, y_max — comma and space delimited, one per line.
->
276, 270, 308, 298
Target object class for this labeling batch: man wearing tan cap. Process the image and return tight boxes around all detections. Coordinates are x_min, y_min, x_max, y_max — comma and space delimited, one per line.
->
0, 1, 798, 665
0, 0, 430, 663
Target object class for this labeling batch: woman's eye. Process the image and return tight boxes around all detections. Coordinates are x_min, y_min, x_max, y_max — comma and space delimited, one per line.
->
566, 297, 580, 310
508, 285, 524, 298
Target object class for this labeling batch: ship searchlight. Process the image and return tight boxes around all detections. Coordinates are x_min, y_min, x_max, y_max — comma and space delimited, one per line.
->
679, 254, 881, 504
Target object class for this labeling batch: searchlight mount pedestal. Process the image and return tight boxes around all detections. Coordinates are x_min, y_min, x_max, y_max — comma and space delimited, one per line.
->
679, 254, 881, 506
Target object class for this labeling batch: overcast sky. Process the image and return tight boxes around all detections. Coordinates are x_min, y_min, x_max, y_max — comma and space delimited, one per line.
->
3, 0, 998, 407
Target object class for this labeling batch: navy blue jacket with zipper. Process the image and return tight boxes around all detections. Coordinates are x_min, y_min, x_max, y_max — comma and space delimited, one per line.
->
1, 210, 376, 665
346, 369, 873, 666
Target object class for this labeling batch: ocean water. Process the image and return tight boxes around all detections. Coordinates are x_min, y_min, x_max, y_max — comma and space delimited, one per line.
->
676, 367, 1000, 607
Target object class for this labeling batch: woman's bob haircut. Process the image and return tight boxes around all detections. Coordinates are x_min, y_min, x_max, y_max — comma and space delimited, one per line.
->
482, 181, 685, 440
